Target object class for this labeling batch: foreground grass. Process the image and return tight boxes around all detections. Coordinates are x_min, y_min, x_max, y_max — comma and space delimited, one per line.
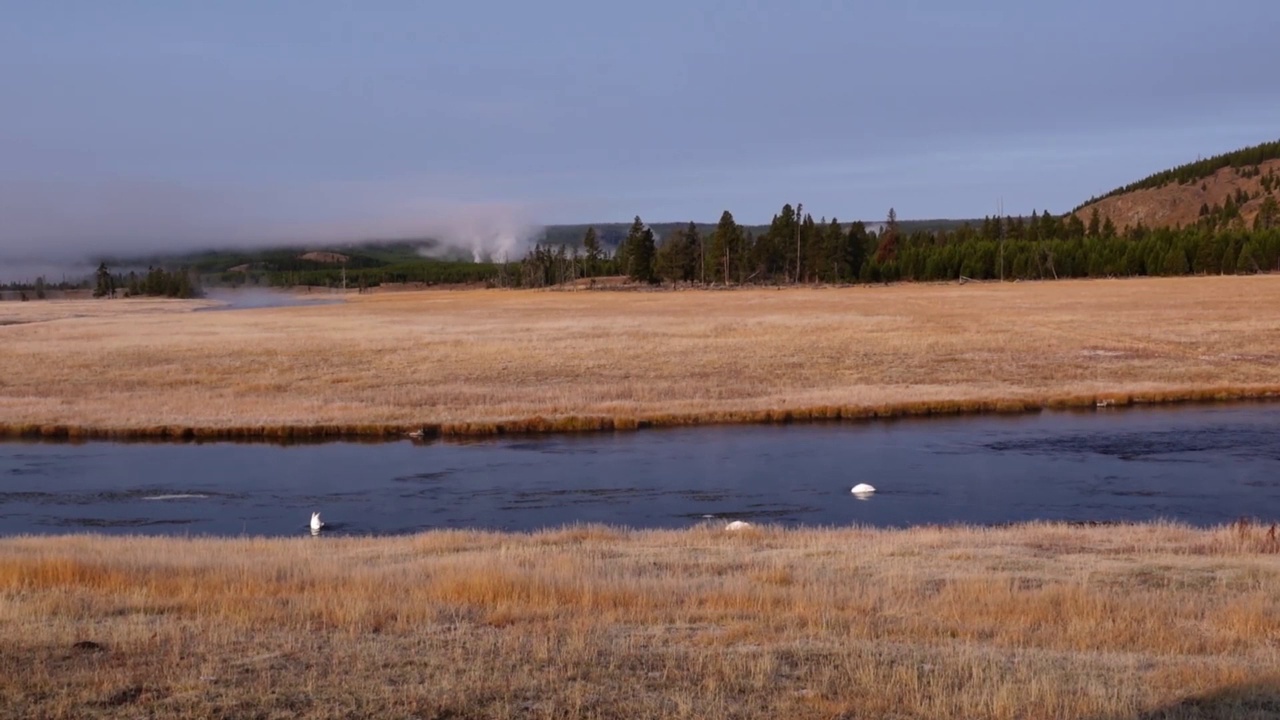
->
2, 522, 1279, 719
3, 276, 1280, 437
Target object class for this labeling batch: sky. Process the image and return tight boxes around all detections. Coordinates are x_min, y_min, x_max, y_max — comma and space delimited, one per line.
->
2, 0, 1279, 270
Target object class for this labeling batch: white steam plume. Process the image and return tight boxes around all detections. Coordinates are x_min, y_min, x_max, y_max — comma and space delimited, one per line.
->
0, 179, 545, 281
404, 203, 542, 263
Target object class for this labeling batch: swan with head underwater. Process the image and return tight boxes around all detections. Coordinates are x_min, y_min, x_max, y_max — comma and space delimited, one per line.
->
310, 511, 325, 535
851, 483, 876, 499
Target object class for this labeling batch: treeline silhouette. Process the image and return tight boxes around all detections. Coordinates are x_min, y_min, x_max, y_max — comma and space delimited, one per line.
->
93, 264, 202, 299
2, 265, 202, 299
513, 200, 1280, 288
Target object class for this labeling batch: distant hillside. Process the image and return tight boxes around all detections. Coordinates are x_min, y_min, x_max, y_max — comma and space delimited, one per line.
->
1074, 140, 1280, 231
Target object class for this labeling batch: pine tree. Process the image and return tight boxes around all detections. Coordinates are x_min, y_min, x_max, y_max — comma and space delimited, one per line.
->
582, 226, 601, 277
1101, 217, 1117, 238
875, 208, 900, 263
708, 210, 741, 284
844, 221, 869, 282
636, 228, 656, 283
175, 269, 195, 298
684, 221, 701, 284
1193, 235, 1222, 274
1221, 240, 1240, 274
1237, 242, 1260, 274
93, 263, 114, 298
1161, 246, 1189, 276
1223, 194, 1239, 220
617, 217, 640, 279
622, 217, 656, 283
797, 213, 818, 282
1255, 196, 1279, 231
822, 218, 844, 282
656, 229, 690, 287
760, 204, 798, 283
1065, 213, 1086, 240
981, 215, 999, 241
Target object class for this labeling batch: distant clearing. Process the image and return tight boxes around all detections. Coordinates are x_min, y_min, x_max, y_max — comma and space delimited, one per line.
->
2, 276, 1280, 437
296, 250, 350, 264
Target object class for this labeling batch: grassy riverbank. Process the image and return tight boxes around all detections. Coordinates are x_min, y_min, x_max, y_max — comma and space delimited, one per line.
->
2, 522, 1278, 719
2, 276, 1280, 439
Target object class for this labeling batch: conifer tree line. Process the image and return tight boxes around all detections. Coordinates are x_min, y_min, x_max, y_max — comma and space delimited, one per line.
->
512, 199, 1280, 287
264, 262, 498, 290
3, 265, 201, 300
95, 263, 202, 298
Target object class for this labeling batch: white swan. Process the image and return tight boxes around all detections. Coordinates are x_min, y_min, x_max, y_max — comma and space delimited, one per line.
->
725, 520, 753, 531
310, 512, 325, 534
851, 483, 876, 496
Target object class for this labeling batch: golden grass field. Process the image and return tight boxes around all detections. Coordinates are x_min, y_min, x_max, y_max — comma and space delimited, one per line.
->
4, 276, 1280, 717
2, 275, 1280, 438
2, 522, 1278, 719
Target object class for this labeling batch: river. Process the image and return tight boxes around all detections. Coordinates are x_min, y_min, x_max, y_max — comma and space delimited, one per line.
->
1, 404, 1277, 536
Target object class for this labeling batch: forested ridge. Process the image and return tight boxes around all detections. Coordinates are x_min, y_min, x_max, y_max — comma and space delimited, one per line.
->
1074, 139, 1280, 209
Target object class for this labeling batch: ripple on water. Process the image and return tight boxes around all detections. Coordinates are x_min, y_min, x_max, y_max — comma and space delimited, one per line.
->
42, 517, 202, 529
391, 470, 453, 483
141, 494, 210, 501
0, 489, 237, 506
986, 425, 1280, 460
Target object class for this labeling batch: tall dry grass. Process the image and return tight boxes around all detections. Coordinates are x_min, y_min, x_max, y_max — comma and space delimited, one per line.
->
3, 276, 1280, 437
2, 522, 1278, 718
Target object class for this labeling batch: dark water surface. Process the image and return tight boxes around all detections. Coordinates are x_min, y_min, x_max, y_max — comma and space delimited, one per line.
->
2, 404, 1278, 537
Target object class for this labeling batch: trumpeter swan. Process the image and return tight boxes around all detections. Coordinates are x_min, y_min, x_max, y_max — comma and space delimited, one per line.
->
725, 520, 753, 531
310, 512, 325, 534
851, 483, 876, 495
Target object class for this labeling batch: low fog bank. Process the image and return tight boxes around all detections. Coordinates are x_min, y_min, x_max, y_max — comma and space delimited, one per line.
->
0, 180, 546, 281
0, 260, 97, 286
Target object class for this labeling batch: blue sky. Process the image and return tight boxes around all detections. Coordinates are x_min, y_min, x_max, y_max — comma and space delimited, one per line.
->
1, 0, 1278, 261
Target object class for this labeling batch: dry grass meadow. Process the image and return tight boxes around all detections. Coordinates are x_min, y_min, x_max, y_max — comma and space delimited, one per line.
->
5, 276, 1280, 717
2, 275, 1280, 438
2, 522, 1279, 719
